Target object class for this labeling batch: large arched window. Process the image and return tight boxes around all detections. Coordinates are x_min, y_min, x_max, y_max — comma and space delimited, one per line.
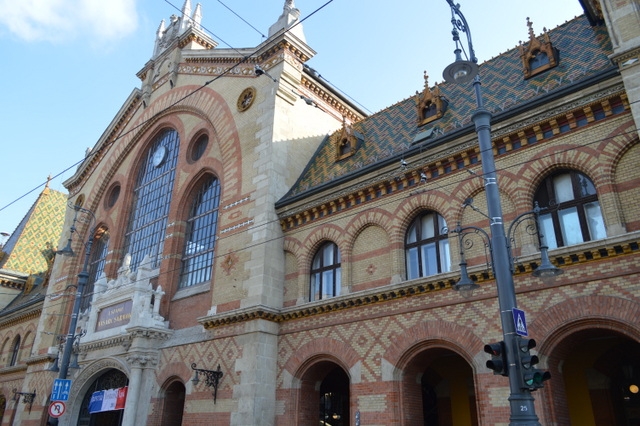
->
8, 336, 20, 367
310, 242, 341, 301
82, 229, 109, 312
534, 170, 605, 249
179, 176, 221, 288
123, 129, 180, 270
405, 212, 451, 280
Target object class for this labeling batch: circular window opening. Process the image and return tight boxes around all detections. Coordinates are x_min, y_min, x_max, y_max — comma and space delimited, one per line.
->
191, 134, 209, 162
106, 184, 121, 209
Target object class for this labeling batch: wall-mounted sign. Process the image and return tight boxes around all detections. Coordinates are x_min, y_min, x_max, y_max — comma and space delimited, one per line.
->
96, 300, 133, 332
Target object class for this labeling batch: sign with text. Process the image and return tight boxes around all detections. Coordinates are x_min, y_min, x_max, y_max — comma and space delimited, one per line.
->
89, 386, 128, 414
95, 300, 133, 332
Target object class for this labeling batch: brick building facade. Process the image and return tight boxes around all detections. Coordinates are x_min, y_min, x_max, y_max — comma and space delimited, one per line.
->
4, 0, 640, 425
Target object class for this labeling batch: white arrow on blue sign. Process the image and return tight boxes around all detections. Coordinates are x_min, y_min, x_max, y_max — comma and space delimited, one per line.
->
512, 308, 528, 337
51, 379, 72, 401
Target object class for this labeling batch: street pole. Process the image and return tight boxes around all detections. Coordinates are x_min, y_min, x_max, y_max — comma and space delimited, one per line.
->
50, 206, 94, 426
442, 1, 542, 424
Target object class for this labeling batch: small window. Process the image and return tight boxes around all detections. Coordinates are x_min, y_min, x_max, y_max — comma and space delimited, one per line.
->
558, 118, 571, 133
191, 134, 209, 162
534, 171, 605, 248
9, 336, 20, 366
106, 184, 120, 209
310, 242, 341, 301
405, 212, 451, 280
529, 51, 550, 70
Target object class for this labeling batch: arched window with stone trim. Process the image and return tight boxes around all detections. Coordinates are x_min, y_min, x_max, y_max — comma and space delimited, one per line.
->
405, 211, 451, 280
122, 128, 180, 270
82, 229, 109, 312
534, 170, 606, 248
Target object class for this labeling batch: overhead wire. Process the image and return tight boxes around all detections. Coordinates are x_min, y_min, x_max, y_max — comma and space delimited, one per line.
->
36, 123, 640, 318
0, 0, 336, 217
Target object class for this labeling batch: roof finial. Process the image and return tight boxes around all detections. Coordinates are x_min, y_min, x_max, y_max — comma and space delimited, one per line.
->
193, 3, 202, 29
526, 17, 535, 40
181, 0, 193, 32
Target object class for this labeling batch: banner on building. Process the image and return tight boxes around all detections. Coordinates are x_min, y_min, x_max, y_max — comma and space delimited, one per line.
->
88, 386, 128, 414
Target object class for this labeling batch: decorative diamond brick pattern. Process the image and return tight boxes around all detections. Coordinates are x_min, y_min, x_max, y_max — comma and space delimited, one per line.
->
283, 16, 613, 199
1, 188, 66, 274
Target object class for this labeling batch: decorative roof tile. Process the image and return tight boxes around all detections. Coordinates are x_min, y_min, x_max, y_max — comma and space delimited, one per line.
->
280, 16, 614, 201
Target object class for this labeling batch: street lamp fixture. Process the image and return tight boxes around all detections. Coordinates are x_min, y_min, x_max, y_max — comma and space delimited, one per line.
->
442, 1, 558, 424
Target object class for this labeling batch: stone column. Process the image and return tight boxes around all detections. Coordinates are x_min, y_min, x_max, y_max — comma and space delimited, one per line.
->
122, 354, 156, 426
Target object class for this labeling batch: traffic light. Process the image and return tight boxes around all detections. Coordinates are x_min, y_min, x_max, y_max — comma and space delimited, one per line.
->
516, 338, 551, 391
484, 341, 508, 376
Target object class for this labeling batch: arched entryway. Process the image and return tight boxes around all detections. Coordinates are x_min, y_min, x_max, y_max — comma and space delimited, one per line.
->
160, 380, 186, 426
297, 360, 350, 426
401, 348, 478, 425
545, 330, 640, 425
77, 368, 129, 426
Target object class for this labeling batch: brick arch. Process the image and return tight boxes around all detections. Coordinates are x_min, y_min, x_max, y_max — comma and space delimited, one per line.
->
530, 295, 640, 355
342, 207, 394, 254
282, 337, 361, 383
283, 236, 303, 259
77, 85, 242, 250
392, 189, 452, 245
595, 119, 639, 178
156, 361, 192, 389
517, 143, 609, 202
300, 224, 345, 271
172, 168, 222, 222
384, 320, 485, 375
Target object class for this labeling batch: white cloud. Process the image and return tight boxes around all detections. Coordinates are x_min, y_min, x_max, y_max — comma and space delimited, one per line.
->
0, 0, 138, 42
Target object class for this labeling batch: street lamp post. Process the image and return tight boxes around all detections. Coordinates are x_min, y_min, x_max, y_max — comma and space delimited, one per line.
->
50, 204, 95, 425
442, 1, 551, 424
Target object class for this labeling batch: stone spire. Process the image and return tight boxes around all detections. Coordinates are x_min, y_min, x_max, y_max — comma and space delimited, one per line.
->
152, 0, 204, 59
180, 0, 192, 32
193, 3, 202, 30
268, 0, 305, 43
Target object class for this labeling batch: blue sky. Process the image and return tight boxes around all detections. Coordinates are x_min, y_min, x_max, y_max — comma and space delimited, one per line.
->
0, 0, 584, 241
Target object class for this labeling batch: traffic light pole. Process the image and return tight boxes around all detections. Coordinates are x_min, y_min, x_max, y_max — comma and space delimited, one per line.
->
472, 86, 541, 425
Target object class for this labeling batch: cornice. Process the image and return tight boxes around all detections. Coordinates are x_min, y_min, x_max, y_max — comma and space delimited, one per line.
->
199, 235, 640, 330
0, 308, 42, 328
610, 46, 640, 68
0, 364, 28, 376
178, 33, 216, 50
301, 76, 364, 123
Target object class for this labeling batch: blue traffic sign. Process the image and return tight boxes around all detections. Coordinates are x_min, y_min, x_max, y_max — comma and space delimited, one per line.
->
51, 378, 72, 401
512, 308, 528, 336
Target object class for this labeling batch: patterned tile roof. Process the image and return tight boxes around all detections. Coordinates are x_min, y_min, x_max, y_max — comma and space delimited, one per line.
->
1, 186, 67, 275
280, 15, 614, 201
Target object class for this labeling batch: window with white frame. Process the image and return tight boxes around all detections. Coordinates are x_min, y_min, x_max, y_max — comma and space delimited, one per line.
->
534, 170, 605, 249
405, 212, 451, 280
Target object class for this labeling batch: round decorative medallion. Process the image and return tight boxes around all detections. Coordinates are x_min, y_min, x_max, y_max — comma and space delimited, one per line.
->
237, 87, 256, 112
